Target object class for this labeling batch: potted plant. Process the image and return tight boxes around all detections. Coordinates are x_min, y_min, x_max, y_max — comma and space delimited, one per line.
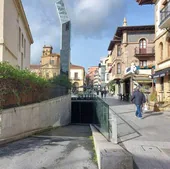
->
149, 90, 159, 111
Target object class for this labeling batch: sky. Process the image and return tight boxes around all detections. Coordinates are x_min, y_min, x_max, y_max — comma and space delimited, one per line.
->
22, 0, 154, 71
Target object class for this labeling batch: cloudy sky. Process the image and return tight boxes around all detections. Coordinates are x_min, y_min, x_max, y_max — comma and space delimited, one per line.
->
22, 0, 154, 70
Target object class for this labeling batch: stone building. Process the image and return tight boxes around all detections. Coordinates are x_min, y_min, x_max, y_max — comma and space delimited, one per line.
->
108, 18, 155, 97
70, 64, 85, 92
0, 0, 33, 69
137, 0, 170, 102
30, 45, 60, 79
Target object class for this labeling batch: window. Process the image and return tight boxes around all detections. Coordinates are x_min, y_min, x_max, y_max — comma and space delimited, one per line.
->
160, 77, 164, 91
168, 74, 170, 91
139, 39, 147, 54
24, 39, 26, 58
74, 72, 78, 79
53, 73, 56, 77
159, 42, 163, 60
139, 60, 147, 67
168, 39, 170, 58
22, 34, 24, 48
21, 53, 23, 69
19, 27, 21, 51
117, 63, 121, 74
46, 73, 49, 79
107, 74, 109, 81
50, 60, 54, 65
117, 45, 121, 56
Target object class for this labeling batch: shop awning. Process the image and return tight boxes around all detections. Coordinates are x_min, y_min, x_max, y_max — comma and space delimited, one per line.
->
152, 67, 170, 78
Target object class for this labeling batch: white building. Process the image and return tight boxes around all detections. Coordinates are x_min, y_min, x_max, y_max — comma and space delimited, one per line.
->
70, 64, 85, 92
99, 57, 108, 88
0, 0, 33, 69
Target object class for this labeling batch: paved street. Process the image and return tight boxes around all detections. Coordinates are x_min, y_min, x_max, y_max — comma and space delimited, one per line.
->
0, 125, 97, 169
105, 97, 170, 169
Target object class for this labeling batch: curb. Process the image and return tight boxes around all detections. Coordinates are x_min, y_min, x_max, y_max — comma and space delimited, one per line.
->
90, 124, 133, 169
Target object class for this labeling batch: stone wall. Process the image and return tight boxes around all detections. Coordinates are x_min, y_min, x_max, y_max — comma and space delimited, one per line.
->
0, 95, 71, 140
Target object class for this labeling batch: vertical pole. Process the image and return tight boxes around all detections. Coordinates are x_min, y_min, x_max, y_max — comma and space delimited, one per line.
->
151, 68, 154, 92
111, 113, 117, 144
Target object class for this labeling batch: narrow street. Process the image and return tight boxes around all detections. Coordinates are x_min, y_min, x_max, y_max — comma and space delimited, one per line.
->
0, 125, 97, 169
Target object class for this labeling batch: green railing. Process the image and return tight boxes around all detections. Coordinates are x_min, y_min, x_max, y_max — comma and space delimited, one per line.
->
93, 97, 110, 140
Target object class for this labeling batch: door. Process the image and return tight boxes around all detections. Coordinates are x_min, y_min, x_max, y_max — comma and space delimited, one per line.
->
139, 39, 147, 54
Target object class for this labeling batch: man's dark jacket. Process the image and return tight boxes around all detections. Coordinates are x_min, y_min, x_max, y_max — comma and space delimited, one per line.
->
131, 91, 146, 105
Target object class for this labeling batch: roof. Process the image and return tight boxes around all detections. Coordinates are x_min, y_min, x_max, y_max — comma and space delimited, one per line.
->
136, 0, 155, 5
108, 25, 155, 50
14, 0, 33, 44
70, 64, 85, 70
30, 64, 41, 69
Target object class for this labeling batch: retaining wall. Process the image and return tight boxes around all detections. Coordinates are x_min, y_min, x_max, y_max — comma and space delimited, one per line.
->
0, 95, 71, 140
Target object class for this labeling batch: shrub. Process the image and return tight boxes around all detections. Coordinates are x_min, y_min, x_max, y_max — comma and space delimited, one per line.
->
0, 62, 50, 108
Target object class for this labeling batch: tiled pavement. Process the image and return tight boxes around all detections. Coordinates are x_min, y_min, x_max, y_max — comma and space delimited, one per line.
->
105, 97, 170, 169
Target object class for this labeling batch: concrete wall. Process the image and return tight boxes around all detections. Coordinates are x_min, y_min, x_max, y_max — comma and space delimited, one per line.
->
0, 95, 71, 140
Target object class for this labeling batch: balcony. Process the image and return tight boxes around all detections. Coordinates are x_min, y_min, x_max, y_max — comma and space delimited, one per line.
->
160, 2, 170, 29
110, 74, 122, 81
134, 47, 155, 57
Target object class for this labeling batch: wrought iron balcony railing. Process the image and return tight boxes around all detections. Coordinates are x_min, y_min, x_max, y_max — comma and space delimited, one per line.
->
134, 47, 155, 55
160, 1, 170, 27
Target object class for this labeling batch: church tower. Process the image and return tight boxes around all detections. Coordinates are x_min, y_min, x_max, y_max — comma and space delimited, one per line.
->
42, 45, 53, 56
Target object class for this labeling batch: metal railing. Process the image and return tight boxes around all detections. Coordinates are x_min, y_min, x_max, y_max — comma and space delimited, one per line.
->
71, 94, 110, 141
160, 1, 170, 26
135, 47, 155, 55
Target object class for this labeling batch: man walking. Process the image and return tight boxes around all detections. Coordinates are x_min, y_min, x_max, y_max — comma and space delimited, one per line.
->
131, 86, 146, 119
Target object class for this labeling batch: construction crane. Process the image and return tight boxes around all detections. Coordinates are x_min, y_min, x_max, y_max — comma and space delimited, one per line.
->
55, 0, 71, 76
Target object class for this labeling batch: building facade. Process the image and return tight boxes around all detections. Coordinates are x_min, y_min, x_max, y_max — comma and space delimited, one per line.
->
87, 66, 98, 86
93, 68, 100, 88
0, 0, 33, 69
137, 0, 170, 102
70, 64, 85, 92
30, 45, 60, 79
99, 57, 108, 88
108, 18, 155, 97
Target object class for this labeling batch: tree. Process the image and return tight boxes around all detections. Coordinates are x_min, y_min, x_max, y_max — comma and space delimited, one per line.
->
50, 74, 72, 89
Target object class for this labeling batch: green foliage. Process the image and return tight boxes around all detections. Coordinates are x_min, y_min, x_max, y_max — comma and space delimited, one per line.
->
149, 90, 157, 102
108, 80, 115, 92
0, 62, 49, 90
0, 62, 49, 107
50, 74, 72, 89
89, 136, 98, 164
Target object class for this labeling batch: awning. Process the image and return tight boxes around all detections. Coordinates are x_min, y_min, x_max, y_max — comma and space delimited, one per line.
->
152, 67, 170, 78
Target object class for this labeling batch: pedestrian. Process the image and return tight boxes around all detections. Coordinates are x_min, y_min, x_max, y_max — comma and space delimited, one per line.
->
131, 86, 146, 119
101, 89, 104, 98
104, 88, 107, 98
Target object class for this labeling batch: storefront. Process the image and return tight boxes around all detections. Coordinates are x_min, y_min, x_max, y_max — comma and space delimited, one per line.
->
152, 67, 170, 102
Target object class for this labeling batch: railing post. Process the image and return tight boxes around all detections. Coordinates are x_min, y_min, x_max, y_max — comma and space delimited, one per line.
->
110, 113, 118, 144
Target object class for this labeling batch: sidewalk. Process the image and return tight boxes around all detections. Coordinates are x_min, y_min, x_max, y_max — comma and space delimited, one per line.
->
105, 97, 170, 169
